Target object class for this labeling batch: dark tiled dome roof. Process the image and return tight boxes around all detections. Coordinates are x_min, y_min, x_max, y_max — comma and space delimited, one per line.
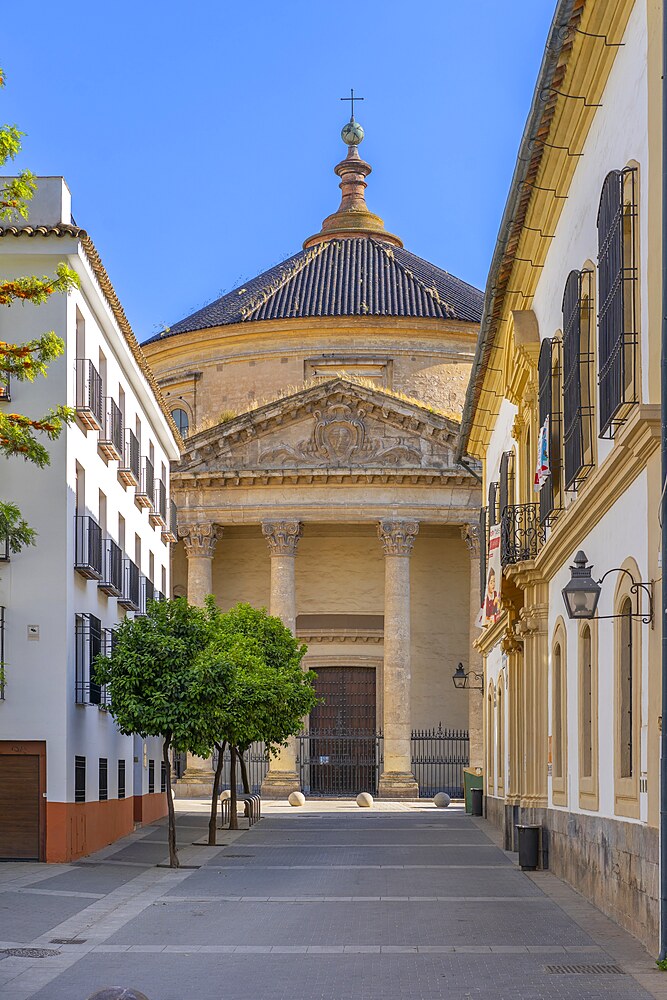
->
145, 237, 483, 344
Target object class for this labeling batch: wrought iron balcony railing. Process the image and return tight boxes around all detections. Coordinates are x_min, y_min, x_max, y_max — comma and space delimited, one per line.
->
98, 537, 123, 597
0, 605, 5, 700
118, 557, 140, 611
0, 375, 10, 401
138, 576, 155, 615
75, 359, 104, 431
135, 457, 154, 510
74, 514, 103, 579
118, 428, 140, 487
0, 532, 9, 562
98, 398, 123, 461
500, 503, 546, 567
162, 499, 178, 544
150, 479, 167, 528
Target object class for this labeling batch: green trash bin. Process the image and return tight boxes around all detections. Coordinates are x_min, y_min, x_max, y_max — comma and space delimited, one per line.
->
463, 767, 484, 815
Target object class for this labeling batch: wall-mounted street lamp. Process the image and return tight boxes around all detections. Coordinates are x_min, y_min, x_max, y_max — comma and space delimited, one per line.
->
561, 550, 653, 625
452, 662, 484, 690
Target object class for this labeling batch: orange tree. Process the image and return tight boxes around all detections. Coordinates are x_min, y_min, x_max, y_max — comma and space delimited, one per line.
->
0, 67, 78, 552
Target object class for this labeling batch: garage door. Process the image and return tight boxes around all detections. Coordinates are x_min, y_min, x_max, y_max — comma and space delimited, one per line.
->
0, 754, 41, 860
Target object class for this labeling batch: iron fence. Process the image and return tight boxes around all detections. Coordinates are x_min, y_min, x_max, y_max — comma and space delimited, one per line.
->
298, 732, 381, 796
410, 726, 468, 798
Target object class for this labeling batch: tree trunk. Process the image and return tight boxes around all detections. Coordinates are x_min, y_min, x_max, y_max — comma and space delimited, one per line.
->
239, 748, 250, 794
163, 736, 179, 868
229, 746, 238, 831
208, 740, 227, 846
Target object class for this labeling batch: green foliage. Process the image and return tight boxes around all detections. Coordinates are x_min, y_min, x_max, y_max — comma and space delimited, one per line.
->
94, 598, 229, 755
0, 69, 79, 551
657, 958, 667, 971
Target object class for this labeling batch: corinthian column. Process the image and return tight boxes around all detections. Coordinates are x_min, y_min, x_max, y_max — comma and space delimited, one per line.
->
377, 519, 420, 799
260, 520, 302, 798
176, 522, 220, 797
461, 523, 484, 769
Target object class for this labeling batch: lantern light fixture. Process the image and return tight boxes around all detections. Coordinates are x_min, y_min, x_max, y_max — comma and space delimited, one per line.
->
561, 550, 653, 625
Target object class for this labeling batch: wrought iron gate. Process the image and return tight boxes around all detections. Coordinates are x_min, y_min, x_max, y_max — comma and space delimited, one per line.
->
410, 726, 469, 797
297, 732, 382, 796
214, 742, 270, 794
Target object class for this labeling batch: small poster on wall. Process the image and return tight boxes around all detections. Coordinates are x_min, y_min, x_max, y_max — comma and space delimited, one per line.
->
477, 523, 502, 627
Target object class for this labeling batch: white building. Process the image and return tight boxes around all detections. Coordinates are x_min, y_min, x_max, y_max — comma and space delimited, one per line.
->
0, 177, 180, 862
457, 0, 662, 951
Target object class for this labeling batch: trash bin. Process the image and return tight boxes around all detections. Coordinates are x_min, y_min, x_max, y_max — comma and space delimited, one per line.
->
471, 787, 483, 816
517, 824, 540, 870
463, 767, 484, 814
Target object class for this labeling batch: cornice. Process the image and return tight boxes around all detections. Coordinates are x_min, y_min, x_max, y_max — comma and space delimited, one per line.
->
474, 610, 509, 655
171, 467, 477, 489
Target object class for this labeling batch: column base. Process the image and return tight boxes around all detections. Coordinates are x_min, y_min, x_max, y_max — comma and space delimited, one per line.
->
377, 771, 420, 800
173, 771, 215, 799
260, 771, 301, 799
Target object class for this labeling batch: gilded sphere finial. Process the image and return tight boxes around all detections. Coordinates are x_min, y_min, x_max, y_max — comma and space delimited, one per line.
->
341, 120, 364, 146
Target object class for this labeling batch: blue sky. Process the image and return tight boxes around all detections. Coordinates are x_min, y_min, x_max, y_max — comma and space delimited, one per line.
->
3, 1, 554, 341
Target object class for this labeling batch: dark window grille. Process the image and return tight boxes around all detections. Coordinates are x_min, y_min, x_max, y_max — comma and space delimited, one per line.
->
99, 398, 123, 460
139, 576, 155, 615
75, 359, 104, 431
597, 167, 638, 437
148, 759, 155, 794
99, 537, 123, 597
153, 480, 167, 524
98, 758, 108, 801
0, 374, 10, 401
0, 531, 8, 562
501, 503, 546, 566
162, 498, 178, 544
119, 428, 140, 486
161, 760, 167, 793
0, 606, 5, 700
487, 482, 500, 526
75, 613, 102, 705
136, 457, 154, 509
538, 338, 562, 525
74, 514, 103, 579
479, 507, 488, 607
563, 269, 595, 489
118, 759, 126, 799
499, 451, 514, 517
75, 755, 86, 802
119, 557, 140, 611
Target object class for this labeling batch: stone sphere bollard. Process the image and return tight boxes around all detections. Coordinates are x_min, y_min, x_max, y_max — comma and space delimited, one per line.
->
434, 792, 451, 808
356, 792, 373, 808
86, 990, 150, 1000
220, 789, 231, 800
288, 791, 305, 807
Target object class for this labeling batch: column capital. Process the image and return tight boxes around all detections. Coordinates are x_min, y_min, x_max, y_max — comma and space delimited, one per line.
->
262, 520, 302, 556
178, 522, 219, 559
377, 519, 419, 556
461, 523, 481, 557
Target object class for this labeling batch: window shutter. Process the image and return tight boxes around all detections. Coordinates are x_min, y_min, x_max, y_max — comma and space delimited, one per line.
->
479, 506, 487, 607
488, 482, 500, 527
538, 339, 554, 524
562, 270, 583, 488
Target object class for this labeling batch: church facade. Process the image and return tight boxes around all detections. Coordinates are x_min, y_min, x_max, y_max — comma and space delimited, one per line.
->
143, 121, 484, 798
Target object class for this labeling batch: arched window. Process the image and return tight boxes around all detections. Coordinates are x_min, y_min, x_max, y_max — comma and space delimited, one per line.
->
551, 623, 568, 807
580, 625, 593, 778
553, 643, 563, 780
619, 596, 634, 779
487, 684, 495, 795
171, 408, 189, 438
497, 683, 504, 789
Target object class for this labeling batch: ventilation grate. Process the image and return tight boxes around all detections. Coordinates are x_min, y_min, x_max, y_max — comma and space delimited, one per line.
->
2, 948, 60, 959
545, 964, 625, 976
50, 938, 86, 945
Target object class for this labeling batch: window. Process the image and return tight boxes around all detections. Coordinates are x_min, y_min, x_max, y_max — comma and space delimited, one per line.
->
99, 758, 108, 801
161, 760, 167, 793
75, 756, 86, 803
619, 597, 634, 779
488, 481, 500, 526
553, 644, 563, 780
562, 269, 595, 488
148, 759, 155, 793
75, 613, 102, 704
172, 408, 189, 438
486, 684, 495, 795
479, 506, 488, 607
551, 623, 568, 807
499, 451, 515, 517
581, 626, 592, 778
537, 338, 562, 524
496, 683, 504, 788
597, 167, 638, 436
118, 759, 126, 799
75, 463, 85, 514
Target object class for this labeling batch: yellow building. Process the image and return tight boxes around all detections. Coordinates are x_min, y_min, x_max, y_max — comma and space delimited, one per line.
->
143, 120, 484, 799
457, 0, 662, 952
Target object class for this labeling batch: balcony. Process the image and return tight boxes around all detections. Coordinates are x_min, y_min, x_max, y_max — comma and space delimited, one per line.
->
162, 499, 178, 544
98, 398, 123, 461
135, 457, 154, 510
75, 612, 105, 705
139, 576, 155, 615
74, 515, 103, 580
0, 375, 10, 401
98, 537, 123, 597
500, 503, 546, 567
0, 531, 9, 562
0, 606, 5, 700
118, 557, 140, 611
75, 359, 103, 432
118, 428, 140, 487
150, 479, 167, 528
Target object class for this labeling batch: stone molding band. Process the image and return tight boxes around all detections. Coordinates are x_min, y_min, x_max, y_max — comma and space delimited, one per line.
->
377, 519, 419, 556
178, 523, 219, 559
262, 520, 303, 555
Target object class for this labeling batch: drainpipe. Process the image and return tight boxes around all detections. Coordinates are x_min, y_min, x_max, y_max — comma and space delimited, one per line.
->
660, 0, 667, 962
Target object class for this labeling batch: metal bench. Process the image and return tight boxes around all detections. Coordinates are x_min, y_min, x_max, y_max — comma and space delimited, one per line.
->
220, 792, 261, 828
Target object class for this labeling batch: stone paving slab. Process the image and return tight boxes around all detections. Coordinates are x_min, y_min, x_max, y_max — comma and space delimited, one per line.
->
25, 951, 655, 1000
29, 865, 147, 895
202, 844, 511, 867
0, 891, 95, 943
239, 828, 494, 845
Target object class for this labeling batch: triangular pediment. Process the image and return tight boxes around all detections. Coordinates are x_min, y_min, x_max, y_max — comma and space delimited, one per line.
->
176, 379, 463, 475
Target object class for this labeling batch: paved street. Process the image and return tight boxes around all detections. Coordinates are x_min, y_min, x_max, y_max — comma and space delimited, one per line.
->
0, 801, 665, 1000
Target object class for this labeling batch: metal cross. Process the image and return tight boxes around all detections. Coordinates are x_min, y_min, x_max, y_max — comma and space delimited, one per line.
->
341, 88, 364, 121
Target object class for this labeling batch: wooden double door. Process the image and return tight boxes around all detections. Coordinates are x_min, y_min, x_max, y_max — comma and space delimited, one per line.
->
308, 667, 378, 796
0, 742, 45, 861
